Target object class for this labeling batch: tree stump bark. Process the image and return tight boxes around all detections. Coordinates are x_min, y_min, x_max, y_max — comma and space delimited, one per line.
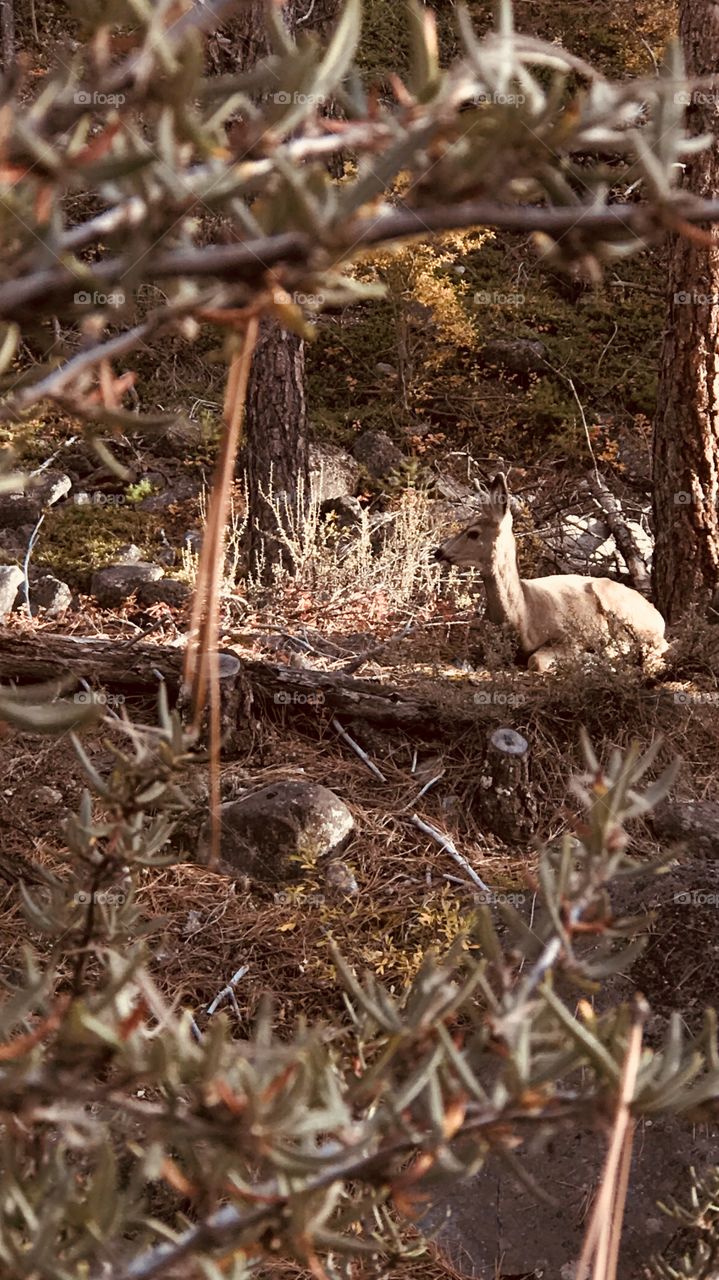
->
476, 728, 537, 846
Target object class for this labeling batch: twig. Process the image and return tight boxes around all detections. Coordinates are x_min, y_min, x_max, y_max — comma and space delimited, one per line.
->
584, 471, 650, 593
575, 997, 647, 1280
7, 197, 719, 325
22, 513, 44, 616
410, 814, 491, 894
332, 717, 386, 781
206, 964, 250, 1017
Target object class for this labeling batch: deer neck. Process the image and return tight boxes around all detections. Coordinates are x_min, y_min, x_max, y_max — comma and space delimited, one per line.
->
482, 524, 527, 634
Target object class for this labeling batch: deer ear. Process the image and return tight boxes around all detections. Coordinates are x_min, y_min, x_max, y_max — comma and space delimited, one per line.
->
489, 473, 509, 507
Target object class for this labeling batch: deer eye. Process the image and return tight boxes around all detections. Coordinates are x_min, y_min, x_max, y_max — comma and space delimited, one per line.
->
466, 529, 480, 540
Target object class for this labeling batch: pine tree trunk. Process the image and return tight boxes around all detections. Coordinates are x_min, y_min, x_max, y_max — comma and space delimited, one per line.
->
244, 317, 307, 576
652, 0, 719, 622
231, 0, 308, 581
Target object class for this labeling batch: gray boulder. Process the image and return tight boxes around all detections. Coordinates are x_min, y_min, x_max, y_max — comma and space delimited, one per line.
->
0, 565, 23, 614
352, 430, 404, 481
31, 573, 72, 616
136, 578, 191, 607
205, 780, 355, 884
30, 470, 72, 506
308, 442, 360, 501
91, 562, 164, 608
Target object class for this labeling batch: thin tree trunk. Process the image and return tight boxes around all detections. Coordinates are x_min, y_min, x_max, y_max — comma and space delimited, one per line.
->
0, 0, 14, 71
231, 0, 308, 581
244, 315, 307, 576
652, 0, 719, 622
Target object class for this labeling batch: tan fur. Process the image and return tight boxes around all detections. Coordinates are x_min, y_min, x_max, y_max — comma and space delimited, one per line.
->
433, 474, 667, 672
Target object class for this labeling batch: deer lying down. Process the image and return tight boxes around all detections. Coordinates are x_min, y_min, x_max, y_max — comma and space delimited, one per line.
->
433, 473, 668, 673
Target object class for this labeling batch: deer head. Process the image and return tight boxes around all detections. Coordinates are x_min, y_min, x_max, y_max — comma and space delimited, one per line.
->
433, 473, 512, 572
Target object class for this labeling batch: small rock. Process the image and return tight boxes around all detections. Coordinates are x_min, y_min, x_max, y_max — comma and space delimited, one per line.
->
322, 858, 359, 898
308, 441, 360, 501
0, 494, 41, 529
203, 780, 355, 884
140, 478, 201, 511
320, 495, 363, 529
0, 565, 23, 615
152, 418, 203, 459
136, 578, 191, 607
91, 562, 164, 608
30, 470, 72, 506
481, 338, 548, 375
31, 786, 64, 807
114, 544, 143, 564
352, 430, 404, 481
31, 574, 72, 617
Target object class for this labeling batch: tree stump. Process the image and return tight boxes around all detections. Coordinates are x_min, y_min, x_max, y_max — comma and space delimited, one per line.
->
476, 728, 537, 846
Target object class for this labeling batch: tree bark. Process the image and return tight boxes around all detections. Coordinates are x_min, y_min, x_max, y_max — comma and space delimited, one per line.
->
0, 630, 482, 736
243, 315, 307, 578
230, 0, 308, 582
0, 0, 14, 72
652, 0, 719, 622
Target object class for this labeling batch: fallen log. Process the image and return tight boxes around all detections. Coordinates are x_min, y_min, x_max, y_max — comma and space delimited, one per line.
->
0, 629, 481, 735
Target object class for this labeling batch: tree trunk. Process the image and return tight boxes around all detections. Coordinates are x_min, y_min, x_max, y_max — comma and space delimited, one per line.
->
652, 0, 719, 622
244, 316, 307, 578
231, 0, 308, 582
0, 0, 14, 70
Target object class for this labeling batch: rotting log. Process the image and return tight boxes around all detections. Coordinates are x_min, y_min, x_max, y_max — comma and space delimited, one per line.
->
0, 630, 482, 735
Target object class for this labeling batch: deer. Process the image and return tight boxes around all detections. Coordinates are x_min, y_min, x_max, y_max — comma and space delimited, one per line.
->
433, 473, 668, 673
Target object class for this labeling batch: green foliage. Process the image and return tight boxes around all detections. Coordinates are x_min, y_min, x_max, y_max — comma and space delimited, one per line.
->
36, 504, 159, 588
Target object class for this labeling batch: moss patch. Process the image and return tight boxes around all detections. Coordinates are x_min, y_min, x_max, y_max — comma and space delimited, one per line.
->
35, 504, 160, 590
